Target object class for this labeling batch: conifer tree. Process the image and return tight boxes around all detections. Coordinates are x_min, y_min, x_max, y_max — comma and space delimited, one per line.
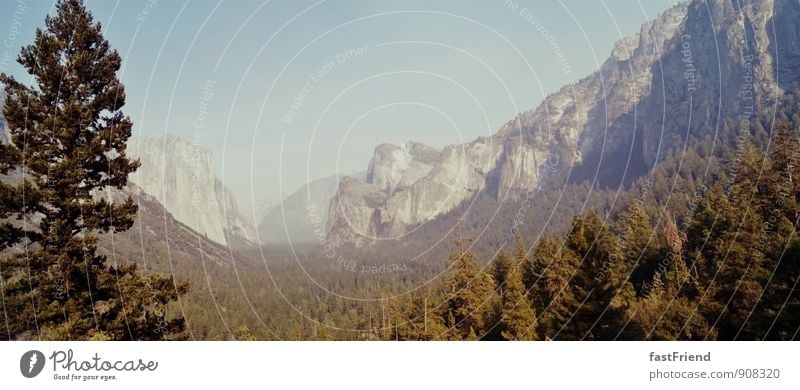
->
526, 235, 559, 310
491, 250, 513, 299
401, 290, 448, 340
498, 246, 537, 340
0, 0, 187, 340
753, 122, 800, 339
0, 134, 25, 251
618, 202, 657, 293
708, 144, 770, 339
443, 237, 496, 340
533, 234, 580, 339
538, 213, 635, 339
628, 271, 714, 340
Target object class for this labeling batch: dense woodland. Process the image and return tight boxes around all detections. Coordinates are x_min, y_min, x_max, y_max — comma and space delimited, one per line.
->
2, 0, 800, 340
0, 0, 187, 341
92, 94, 800, 341
169, 90, 800, 341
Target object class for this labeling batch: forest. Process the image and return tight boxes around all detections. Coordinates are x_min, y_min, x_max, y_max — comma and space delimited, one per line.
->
95, 95, 800, 341
192, 91, 800, 341
1, 0, 799, 341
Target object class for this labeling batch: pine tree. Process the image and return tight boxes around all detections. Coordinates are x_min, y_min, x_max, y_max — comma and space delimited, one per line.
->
753, 122, 800, 339
709, 144, 771, 339
765, 121, 800, 219
0, 140, 25, 251
491, 250, 513, 299
526, 235, 559, 310
537, 213, 635, 339
618, 201, 657, 293
498, 245, 537, 340
628, 271, 714, 340
0, 0, 187, 340
443, 237, 496, 340
402, 290, 448, 340
533, 234, 580, 339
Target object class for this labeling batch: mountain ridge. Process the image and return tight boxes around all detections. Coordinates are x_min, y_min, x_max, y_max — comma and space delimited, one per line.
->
324, 0, 800, 247
127, 134, 258, 248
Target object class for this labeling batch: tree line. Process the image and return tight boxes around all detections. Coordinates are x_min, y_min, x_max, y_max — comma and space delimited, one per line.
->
2, 0, 799, 341
379, 119, 800, 340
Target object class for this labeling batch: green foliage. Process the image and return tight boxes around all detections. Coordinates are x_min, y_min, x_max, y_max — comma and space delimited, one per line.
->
442, 238, 497, 340
0, 0, 186, 340
497, 240, 538, 340
3, 3, 800, 341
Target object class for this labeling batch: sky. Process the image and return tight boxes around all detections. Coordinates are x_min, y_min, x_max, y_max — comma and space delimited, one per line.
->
0, 0, 680, 213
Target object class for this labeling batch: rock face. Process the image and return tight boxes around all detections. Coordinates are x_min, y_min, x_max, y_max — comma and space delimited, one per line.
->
96, 182, 246, 274
326, 0, 800, 247
328, 138, 512, 246
2, 93, 255, 248
258, 172, 363, 244
215, 178, 259, 248
2, 99, 256, 248
128, 134, 257, 247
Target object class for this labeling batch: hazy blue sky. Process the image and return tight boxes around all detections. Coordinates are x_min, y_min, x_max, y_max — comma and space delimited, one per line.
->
1, 0, 679, 212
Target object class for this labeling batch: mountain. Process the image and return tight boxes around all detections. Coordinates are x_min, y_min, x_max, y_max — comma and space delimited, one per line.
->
127, 134, 258, 247
92, 183, 266, 340
258, 172, 363, 244
324, 140, 507, 246
215, 179, 259, 248
2, 104, 260, 337
326, 0, 800, 247
1, 94, 257, 249
1, 93, 256, 249
0, 119, 255, 252
96, 183, 241, 269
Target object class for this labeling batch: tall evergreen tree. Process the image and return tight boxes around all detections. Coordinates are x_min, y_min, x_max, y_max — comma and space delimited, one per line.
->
618, 201, 658, 294
628, 270, 714, 340
398, 290, 448, 340
533, 234, 580, 339
705, 144, 770, 339
742, 121, 800, 339
537, 213, 635, 339
443, 238, 496, 340
0, 0, 187, 340
491, 250, 513, 299
498, 245, 537, 340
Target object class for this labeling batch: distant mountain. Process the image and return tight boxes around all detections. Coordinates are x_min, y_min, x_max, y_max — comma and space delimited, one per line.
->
326, 140, 486, 246
2, 95, 256, 249
326, 0, 800, 247
1, 107, 258, 337
127, 134, 258, 248
93, 183, 265, 339
97, 183, 240, 269
257, 172, 363, 244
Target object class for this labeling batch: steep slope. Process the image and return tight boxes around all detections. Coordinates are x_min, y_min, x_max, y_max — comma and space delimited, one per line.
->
127, 134, 257, 247
215, 179, 259, 248
258, 172, 363, 243
327, 0, 800, 247
97, 184, 241, 269
1, 117, 261, 338
2, 101, 256, 249
327, 140, 508, 246
94, 183, 265, 340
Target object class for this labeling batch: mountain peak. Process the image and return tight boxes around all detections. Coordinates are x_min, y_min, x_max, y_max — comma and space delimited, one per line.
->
324, 0, 800, 247
127, 134, 257, 247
